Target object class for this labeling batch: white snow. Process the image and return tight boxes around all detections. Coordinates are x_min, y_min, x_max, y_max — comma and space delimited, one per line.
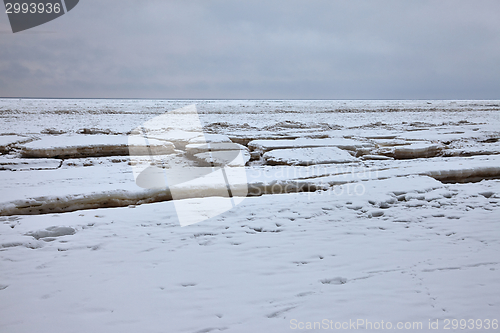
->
0, 99, 499, 333
1, 178, 499, 332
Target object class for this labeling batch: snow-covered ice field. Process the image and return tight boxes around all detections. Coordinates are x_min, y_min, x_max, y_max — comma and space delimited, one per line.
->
0, 99, 499, 332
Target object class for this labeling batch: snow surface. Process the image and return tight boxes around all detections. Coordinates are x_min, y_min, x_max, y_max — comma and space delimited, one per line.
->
1, 178, 499, 332
0, 99, 499, 332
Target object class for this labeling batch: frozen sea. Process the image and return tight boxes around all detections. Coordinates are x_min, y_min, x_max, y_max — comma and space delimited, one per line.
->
0, 99, 499, 332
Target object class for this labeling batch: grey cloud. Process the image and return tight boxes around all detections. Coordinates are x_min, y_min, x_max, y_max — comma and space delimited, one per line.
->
0, 0, 499, 98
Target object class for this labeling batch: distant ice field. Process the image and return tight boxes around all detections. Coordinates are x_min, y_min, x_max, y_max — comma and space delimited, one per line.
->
1, 99, 500, 135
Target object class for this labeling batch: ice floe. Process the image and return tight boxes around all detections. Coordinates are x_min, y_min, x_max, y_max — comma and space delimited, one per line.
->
19, 135, 175, 158
263, 147, 358, 166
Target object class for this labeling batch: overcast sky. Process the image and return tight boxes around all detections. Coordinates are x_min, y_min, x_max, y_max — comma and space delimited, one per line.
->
1, 0, 499, 99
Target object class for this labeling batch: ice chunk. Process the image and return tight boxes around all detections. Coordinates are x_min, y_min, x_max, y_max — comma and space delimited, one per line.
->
41, 128, 66, 135
394, 143, 443, 159
77, 128, 112, 135
263, 147, 358, 166
378, 142, 443, 159
26, 226, 76, 240
320, 277, 347, 285
368, 210, 384, 218
426, 165, 500, 183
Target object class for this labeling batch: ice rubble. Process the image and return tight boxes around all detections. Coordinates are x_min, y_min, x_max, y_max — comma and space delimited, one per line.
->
263, 147, 358, 166
20, 135, 175, 158
2, 155, 500, 216
1, 99, 499, 216
250, 138, 446, 162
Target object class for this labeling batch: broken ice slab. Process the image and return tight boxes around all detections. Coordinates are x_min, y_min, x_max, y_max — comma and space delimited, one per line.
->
378, 142, 444, 159
248, 138, 373, 153
263, 147, 358, 166
19, 135, 175, 158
